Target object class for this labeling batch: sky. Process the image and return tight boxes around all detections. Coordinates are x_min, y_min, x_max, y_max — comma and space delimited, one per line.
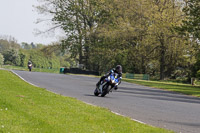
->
0, 0, 61, 45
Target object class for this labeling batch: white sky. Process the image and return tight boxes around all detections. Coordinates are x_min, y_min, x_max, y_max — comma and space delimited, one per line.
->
0, 0, 61, 45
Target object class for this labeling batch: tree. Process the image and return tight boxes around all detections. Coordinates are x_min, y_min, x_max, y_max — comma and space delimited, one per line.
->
92, 0, 188, 79
3, 49, 21, 66
181, 0, 200, 40
192, 53, 200, 78
21, 42, 32, 49
177, 0, 200, 79
36, 0, 111, 69
142, 0, 188, 80
36, 43, 45, 49
31, 42, 37, 49
0, 37, 20, 53
36, 0, 192, 80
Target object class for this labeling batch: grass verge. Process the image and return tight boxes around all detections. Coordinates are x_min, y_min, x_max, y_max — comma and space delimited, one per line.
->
1, 65, 59, 73
0, 70, 172, 133
123, 78, 200, 97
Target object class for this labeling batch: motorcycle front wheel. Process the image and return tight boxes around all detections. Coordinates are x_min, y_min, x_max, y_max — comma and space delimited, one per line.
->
94, 88, 99, 96
101, 84, 109, 97
28, 67, 32, 72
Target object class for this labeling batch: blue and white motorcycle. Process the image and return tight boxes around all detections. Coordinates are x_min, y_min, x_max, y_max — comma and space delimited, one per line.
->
94, 73, 120, 97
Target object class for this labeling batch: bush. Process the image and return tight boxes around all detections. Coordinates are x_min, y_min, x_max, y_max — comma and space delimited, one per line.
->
196, 70, 200, 79
192, 53, 200, 78
3, 49, 21, 66
2, 45, 62, 69
19, 49, 60, 69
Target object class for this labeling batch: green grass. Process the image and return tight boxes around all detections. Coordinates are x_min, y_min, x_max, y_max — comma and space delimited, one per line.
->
1, 65, 59, 73
123, 78, 200, 97
0, 70, 172, 133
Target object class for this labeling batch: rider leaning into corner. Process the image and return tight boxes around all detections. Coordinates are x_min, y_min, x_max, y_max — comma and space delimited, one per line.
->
96, 65, 123, 90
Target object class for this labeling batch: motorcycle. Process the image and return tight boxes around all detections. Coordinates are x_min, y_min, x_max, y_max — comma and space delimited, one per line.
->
94, 73, 120, 97
28, 64, 32, 72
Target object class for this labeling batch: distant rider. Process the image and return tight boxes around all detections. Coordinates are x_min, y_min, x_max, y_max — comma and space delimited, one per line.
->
28, 60, 32, 71
96, 65, 122, 90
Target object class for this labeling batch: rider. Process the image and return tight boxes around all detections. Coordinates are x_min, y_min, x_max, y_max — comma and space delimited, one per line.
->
96, 65, 122, 90
27, 60, 32, 71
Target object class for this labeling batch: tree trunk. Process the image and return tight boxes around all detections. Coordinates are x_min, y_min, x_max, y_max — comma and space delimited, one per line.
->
76, 12, 83, 65
141, 56, 146, 74
160, 49, 165, 80
159, 33, 165, 80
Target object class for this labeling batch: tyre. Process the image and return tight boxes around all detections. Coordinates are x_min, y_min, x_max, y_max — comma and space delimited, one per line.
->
101, 84, 109, 97
28, 66, 32, 72
94, 88, 99, 96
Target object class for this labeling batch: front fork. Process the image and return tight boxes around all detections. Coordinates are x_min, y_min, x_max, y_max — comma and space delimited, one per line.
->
99, 82, 107, 94
99, 82, 115, 94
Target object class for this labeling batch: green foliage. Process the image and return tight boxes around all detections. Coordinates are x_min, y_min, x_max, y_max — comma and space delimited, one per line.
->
1, 41, 74, 70
21, 42, 32, 49
0, 37, 20, 54
193, 53, 200, 78
0, 37, 21, 66
21, 42, 44, 50
18, 48, 61, 69
35, 0, 199, 80
18, 49, 30, 67
181, 0, 200, 40
0, 53, 4, 66
177, 0, 200, 73
196, 70, 200, 79
0, 37, 72, 69
60, 54, 77, 68
28, 50, 60, 69
3, 49, 21, 66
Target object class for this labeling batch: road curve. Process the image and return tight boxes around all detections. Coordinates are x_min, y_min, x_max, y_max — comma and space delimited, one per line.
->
13, 70, 200, 133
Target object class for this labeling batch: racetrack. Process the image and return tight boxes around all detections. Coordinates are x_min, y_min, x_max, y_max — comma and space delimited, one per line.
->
13, 70, 200, 133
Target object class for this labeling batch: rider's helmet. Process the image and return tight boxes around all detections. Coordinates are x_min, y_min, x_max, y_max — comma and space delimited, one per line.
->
115, 65, 122, 74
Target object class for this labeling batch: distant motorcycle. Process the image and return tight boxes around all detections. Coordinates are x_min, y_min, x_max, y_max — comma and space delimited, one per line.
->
28, 64, 32, 72
94, 73, 120, 97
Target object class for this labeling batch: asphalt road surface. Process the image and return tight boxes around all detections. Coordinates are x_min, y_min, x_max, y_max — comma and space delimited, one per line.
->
13, 70, 200, 133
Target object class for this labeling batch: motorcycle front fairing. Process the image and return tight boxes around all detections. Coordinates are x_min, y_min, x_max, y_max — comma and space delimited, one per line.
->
109, 73, 120, 86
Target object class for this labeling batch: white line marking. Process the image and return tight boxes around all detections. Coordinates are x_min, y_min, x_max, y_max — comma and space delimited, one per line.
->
11, 70, 39, 87
83, 101, 146, 124
83, 101, 98, 107
111, 111, 146, 124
